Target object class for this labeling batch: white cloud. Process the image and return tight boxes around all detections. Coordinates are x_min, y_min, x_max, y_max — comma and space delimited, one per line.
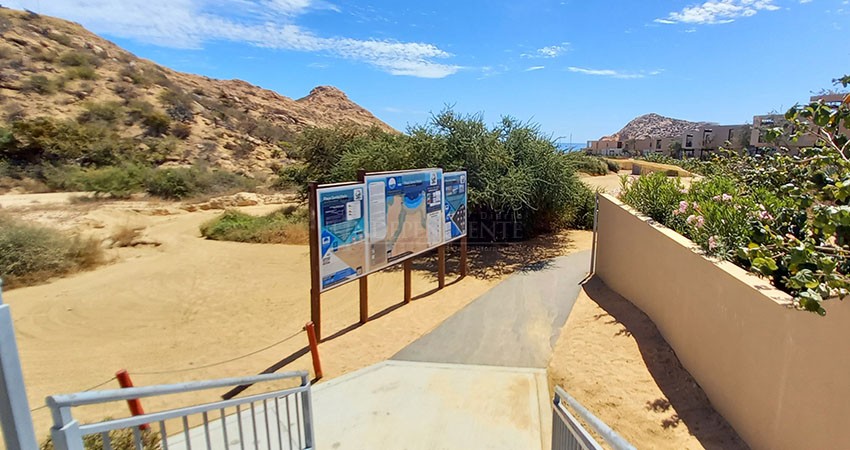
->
566, 67, 661, 79
525, 66, 545, 71
4, 0, 460, 78
522, 42, 570, 58
657, 0, 780, 25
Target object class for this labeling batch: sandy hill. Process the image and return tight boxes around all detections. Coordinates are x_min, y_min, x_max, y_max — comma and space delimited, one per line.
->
0, 8, 394, 174
603, 113, 709, 141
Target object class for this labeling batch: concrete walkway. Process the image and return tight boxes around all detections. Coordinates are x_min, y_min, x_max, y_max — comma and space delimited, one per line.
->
170, 250, 590, 449
393, 250, 590, 367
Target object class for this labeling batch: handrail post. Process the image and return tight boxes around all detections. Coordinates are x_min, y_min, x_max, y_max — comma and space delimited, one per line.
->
0, 279, 39, 450
115, 370, 149, 430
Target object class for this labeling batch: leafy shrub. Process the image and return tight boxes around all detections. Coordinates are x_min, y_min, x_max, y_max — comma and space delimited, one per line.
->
76, 165, 147, 198
144, 166, 257, 200
142, 111, 171, 137
563, 152, 610, 176
112, 82, 138, 101
4, 118, 133, 166
282, 110, 595, 237
159, 88, 194, 122
0, 214, 103, 289
605, 159, 620, 172
59, 50, 100, 68
64, 65, 98, 80
78, 101, 123, 124
200, 206, 308, 244
22, 75, 57, 94
619, 172, 685, 225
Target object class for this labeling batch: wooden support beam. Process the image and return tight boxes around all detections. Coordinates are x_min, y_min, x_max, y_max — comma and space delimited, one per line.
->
359, 276, 369, 324
437, 245, 446, 289
403, 259, 412, 303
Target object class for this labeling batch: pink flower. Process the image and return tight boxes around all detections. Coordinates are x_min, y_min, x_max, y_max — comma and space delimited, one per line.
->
757, 210, 773, 221
708, 235, 719, 250
678, 200, 688, 214
712, 193, 733, 202
687, 215, 705, 228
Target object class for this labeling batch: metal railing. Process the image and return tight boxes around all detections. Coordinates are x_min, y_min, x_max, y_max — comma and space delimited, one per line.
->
47, 371, 314, 450
552, 386, 636, 450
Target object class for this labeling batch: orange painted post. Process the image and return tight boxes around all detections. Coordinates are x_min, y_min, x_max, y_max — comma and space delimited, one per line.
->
403, 260, 412, 303
115, 370, 149, 430
437, 245, 446, 289
305, 322, 323, 380
460, 236, 468, 278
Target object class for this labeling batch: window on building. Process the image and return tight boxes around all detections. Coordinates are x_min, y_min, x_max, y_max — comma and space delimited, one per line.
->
656, 139, 662, 149
685, 135, 693, 148
617, 141, 623, 149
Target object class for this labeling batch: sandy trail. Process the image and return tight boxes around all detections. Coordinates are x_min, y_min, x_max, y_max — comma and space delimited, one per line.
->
548, 278, 747, 449
1, 197, 590, 442
0, 191, 92, 208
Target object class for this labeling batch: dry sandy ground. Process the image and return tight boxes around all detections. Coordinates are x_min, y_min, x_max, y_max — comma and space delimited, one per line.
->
581, 170, 698, 197
1, 194, 590, 442
547, 278, 748, 449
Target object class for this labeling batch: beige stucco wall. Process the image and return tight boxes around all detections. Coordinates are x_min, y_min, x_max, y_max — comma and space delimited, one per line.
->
594, 194, 850, 450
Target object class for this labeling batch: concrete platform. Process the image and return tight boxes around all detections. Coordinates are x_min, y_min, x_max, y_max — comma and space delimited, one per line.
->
312, 360, 551, 450
165, 361, 551, 450
393, 251, 590, 368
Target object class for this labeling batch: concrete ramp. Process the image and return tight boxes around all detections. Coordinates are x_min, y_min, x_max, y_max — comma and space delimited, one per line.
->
312, 360, 551, 450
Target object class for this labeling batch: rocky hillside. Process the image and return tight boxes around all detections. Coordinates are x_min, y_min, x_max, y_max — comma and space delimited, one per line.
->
604, 113, 708, 141
0, 8, 393, 174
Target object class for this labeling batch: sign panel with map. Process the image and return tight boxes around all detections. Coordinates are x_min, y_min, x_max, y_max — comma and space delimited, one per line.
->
443, 171, 468, 241
316, 184, 367, 292
365, 169, 444, 272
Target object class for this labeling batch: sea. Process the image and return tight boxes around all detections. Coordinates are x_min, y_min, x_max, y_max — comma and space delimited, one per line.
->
555, 142, 587, 153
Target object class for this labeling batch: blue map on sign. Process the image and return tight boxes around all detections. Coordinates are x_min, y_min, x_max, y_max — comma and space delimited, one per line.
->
317, 185, 366, 291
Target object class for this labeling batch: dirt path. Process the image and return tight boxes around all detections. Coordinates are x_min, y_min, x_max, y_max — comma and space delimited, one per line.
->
548, 278, 747, 449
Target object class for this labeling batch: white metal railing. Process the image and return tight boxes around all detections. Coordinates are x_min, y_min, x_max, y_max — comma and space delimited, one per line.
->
47, 371, 314, 450
552, 386, 635, 450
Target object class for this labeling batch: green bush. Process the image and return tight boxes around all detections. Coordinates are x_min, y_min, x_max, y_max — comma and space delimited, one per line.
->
563, 152, 610, 176
78, 101, 123, 124
142, 111, 171, 137
59, 50, 100, 68
65, 65, 98, 81
144, 166, 257, 200
200, 205, 308, 244
0, 214, 103, 289
605, 159, 620, 172
22, 75, 57, 94
77, 165, 148, 198
619, 172, 685, 225
282, 110, 596, 236
3, 118, 133, 166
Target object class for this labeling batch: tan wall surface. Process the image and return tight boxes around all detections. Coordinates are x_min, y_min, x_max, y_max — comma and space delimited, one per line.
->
594, 194, 850, 450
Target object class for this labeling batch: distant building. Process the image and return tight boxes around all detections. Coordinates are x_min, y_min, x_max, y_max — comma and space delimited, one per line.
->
750, 94, 848, 152
586, 124, 750, 159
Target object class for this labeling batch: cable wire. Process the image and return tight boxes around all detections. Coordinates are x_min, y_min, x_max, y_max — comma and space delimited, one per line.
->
133, 329, 305, 376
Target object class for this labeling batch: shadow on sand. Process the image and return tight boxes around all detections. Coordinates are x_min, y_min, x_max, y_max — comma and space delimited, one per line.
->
582, 276, 749, 450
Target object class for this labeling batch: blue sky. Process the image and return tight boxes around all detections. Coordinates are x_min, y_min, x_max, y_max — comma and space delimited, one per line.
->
8, 0, 848, 142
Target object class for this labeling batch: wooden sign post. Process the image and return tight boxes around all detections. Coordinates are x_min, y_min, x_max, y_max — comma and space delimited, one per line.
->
307, 182, 322, 340
437, 245, 446, 289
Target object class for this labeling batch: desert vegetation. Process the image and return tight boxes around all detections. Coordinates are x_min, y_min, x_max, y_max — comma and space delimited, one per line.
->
279, 109, 596, 238
200, 204, 309, 244
0, 213, 103, 288
620, 76, 850, 315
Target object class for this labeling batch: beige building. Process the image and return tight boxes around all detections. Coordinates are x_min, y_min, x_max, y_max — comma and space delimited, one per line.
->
750, 93, 848, 151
